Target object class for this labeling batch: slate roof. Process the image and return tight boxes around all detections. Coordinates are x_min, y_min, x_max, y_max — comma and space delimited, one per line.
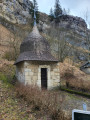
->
80, 61, 90, 70
15, 26, 58, 65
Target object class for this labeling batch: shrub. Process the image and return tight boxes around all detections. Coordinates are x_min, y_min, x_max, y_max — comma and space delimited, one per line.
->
0, 63, 16, 87
0, 72, 7, 83
15, 84, 71, 120
0, 72, 13, 87
3, 49, 19, 61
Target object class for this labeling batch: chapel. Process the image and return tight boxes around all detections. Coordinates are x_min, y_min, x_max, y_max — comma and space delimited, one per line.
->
15, 11, 60, 89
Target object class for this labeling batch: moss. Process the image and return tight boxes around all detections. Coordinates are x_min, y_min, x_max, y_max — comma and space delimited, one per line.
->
0, 72, 14, 88
60, 87, 90, 98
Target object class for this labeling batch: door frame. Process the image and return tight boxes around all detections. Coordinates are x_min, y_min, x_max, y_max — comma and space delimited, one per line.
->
37, 65, 51, 89
41, 68, 47, 89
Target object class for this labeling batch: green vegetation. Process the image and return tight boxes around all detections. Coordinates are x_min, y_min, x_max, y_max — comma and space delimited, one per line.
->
49, 8, 54, 21
49, 0, 63, 22
29, 0, 39, 24
60, 87, 90, 98
0, 72, 14, 88
0, 81, 34, 120
0, 63, 15, 88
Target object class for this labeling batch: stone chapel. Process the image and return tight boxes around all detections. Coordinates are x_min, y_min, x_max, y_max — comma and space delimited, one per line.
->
15, 11, 60, 89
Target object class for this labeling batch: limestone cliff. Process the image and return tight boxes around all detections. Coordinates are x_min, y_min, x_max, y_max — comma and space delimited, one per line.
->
0, 0, 89, 61
0, 0, 31, 24
0, 0, 87, 33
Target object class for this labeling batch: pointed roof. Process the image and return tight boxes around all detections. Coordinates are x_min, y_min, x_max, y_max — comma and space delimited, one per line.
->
15, 7, 58, 65
15, 26, 58, 65
26, 26, 42, 39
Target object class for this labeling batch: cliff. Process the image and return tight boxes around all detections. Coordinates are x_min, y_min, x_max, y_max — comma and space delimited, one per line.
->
0, 0, 87, 33
0, 0, 31, 24
0, 0, 89, 61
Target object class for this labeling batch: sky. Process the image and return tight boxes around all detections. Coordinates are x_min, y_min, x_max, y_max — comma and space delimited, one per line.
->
30, 0, 90, 27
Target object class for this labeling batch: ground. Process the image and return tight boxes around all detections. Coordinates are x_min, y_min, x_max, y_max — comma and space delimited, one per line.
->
0, 80, 90, 120
0, 81, 34, 120
0, 45, 90, 120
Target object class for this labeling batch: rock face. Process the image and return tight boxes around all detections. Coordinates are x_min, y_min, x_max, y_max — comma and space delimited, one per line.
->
0, 0, 87, 33
0, 0, 89, 62
59, 15, 87, 34
0, 0, 31, 24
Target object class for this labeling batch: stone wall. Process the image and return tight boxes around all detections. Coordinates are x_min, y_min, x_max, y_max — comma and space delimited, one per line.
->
16, 61, 60, 89
16, 62, 25, 83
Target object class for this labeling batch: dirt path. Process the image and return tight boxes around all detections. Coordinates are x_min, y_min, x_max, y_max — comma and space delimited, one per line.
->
59, 90, 90, 115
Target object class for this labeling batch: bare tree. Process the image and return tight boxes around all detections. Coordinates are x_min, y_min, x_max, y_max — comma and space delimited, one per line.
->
86, 29, 90, 60
46, 26, 72, 62
4, 29, 24, 61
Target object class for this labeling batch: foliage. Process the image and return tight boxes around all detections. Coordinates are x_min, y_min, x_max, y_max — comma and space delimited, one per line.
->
29, 0, 39, 24
60, 87, 90, 98
49, 8, 54, 21
0, 63, 16, 87
0, 72, 13, 87
3, 49, 19, 61
49, 0, 63, 23
54, 0, 62, 23
0, 82, 34, 120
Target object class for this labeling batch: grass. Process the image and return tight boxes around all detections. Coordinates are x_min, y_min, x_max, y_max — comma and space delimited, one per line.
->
0, 80, 72, 120
0, 72, 14, 88
60, 87, 90, 98
0, 84, 34, 120
15, 84, 72, 120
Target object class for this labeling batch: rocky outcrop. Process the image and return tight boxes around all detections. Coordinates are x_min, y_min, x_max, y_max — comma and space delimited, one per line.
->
50, 15, 87, 37
59, 15, 87, 31
59, 15, 87, 35
0, 0, 31, 24
0, 0, 88, 34
0, 0, 89, 62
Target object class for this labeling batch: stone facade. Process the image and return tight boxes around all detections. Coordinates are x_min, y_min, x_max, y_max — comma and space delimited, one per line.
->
16, 61, 60, 89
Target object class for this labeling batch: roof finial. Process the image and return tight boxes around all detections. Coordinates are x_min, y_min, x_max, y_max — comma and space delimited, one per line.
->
34, 8, 36, 26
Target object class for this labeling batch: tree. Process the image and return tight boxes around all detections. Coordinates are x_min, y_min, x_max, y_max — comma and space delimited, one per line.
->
49, 8, 54, 21
54, 0, 62, 23
29, 0, 39, 24
46, 26, 72, 62
3, 29, 24, 61
62, 8, 67, 15
62, 8, 70, 15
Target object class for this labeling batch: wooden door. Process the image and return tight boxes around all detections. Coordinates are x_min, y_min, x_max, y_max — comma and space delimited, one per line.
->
41, 68, 47, 89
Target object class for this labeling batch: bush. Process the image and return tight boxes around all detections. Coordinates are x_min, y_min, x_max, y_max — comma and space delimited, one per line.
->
0, 72, 13, 87
0, 72, 7, 83
0, 63, 16, 87
3, 49, 19, 61
61, 68, 90, 92
16, 84, 71, 120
